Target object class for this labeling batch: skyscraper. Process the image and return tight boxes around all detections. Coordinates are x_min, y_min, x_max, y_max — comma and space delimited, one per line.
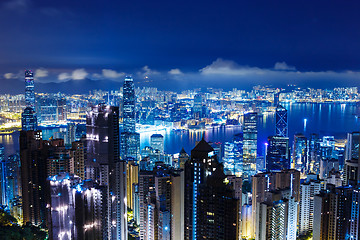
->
150, 134, 164, 153
121, 76, 140, 160
22, 70, 38, 131
184, 138, 240, 240
266, 136, 290, 171
275, 104, 288, 137
344, 132, 360, 185
86, 104, 120, 181
25, 70, 35, 108
292, 133, 307, 173
86, 104, 127, 240
20, 130, 51, 227
243, 112, 258, 180
123, 76, 136, 133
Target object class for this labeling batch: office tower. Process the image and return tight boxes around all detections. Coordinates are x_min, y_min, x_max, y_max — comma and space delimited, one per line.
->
20, 130, 51, 227
184, 138, 240, 240
308, 133, 321, 174
127, 159, 139, 210
120, 132, 140, 160
233, 133, 243, 177
243, 112, 258, 180
344, 132, 360, 185
223, 141, 235, 175
123, 76, 136, 133
319, 158, 339, 179
192, 94, 203, 120
22, 70, 38, 131
255, 189, 298, 240
121, 76, 140, 160
21, 107, 38, 131
326, 169, 342, 187
266, 136, 290, 171
313, 186, 360, 240
133, 184, 140, 225
70, 141, 85, 180
65, 122, 76, 146
275, 104, 288, 137
299, 179, 325, 236
86, 104, 119, 181
273, 92, 280, 107
178, 148, 189, 169
292, 133, 307, 173
150, 134, 164, 153
171, 171, 184, 240
25, 70, 35, 108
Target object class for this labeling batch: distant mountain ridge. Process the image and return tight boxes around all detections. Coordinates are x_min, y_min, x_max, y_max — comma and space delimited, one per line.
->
0, 78, 123, 95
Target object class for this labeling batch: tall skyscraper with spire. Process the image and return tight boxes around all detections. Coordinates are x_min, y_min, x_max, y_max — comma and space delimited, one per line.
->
25, 70, 35, 108
22, 70, 37, 131
121, 76, 140, 160
275, 104, 288, 137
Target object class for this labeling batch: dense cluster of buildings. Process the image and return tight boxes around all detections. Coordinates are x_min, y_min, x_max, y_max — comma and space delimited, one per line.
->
0, 70, 360, 239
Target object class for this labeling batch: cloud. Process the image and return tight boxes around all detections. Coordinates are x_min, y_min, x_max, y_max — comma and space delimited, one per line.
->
200, 58, 265, 76
4, 73, 15, 79
274, 62, 296, 71
102, 69, 125, 79
58, 68, 88, 81
168, 68, 183, 75
139, 65, 160, 77
34, 68, 48, 78
58, 72, 71, 81
72, 68, 88, 80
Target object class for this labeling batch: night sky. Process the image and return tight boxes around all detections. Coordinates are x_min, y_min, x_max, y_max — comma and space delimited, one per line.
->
2, 0, 360, 90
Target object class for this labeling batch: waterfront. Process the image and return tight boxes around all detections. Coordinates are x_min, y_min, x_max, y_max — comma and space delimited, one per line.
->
1, 103, 359, 158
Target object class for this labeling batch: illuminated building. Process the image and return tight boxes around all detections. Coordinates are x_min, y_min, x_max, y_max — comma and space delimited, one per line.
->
150, 134, 164, 153
266, 136, 290, 171
120, 132, 140, 160
171, 171, 184, 240
252, 170, 300, 239
123, 76, 136, 132
65, 122, 76, 146
70, 141, 85, 180
86, 104, 119, 181
25, 70, 35, 108
313, 185, 360, 240
184, 138, 239, 239
139, 171, 155, 240
299, 178, 325, 236
243, 112, 257, 180
233, 133, 243, 177
21, 107, 38, 131
223, 141, 235, 175
50, 174, 106, 240
3, 153, 21, 220
20, 130, 51, 227
178, 147, 189, 169
126, 159, 139, 210
275, 104, 288, 137
292, 133, 307, 173
256, 189, 298, 240
344, 132, 360, 185
0, 145, 6, 205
